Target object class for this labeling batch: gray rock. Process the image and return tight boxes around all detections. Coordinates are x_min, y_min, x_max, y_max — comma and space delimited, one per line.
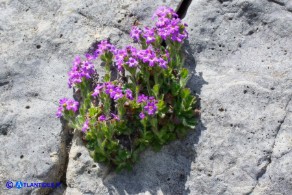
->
184, 0, 292, 194
1, 0, 291, 194
0, 0, 182, 194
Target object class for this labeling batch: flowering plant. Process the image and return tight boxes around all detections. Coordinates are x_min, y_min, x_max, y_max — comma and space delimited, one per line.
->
57, 6, 197, 171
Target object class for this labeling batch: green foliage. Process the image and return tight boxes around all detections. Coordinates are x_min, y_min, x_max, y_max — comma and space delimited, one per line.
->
60, 16, 198, 173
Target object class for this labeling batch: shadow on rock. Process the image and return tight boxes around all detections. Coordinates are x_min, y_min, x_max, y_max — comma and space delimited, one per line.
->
102, 41, 208, 195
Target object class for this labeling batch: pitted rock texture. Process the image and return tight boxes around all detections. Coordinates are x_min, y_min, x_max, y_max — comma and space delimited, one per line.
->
0, 0, 291, 195
64, 0, 292, 195
0, 0, 183, 194
184, 0, 292, 194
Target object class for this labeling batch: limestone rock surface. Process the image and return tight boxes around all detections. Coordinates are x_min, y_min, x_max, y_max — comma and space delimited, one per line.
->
0, 0, 291, 195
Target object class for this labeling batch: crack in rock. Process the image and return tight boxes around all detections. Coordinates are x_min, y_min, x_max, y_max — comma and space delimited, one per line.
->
176, 0, 192, 19
247, 96, 291, 195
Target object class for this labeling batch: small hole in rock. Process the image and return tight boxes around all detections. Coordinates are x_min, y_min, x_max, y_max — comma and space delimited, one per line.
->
87, 170, 91, 174
20, 155, 24, 159
270, 87, 275, 90
36, 45, 41, 49
92, 164, 97, 168
25, 105, 30, 109
219, 108, 224, 112
243, 90, 247, 94
73, 152, 82, 160
247, 30, 254, 35
167, 178, 170, 181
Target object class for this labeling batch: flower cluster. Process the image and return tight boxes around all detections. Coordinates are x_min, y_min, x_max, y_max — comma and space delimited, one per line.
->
154, 6, 188, 42
56, 6, 196, 172
130, 6, 187, 44
56, 98, 79, 118
68, 57, 95, 88
138, 94, 158, 118
96, 40, 116, 56
92, 82, 133, 101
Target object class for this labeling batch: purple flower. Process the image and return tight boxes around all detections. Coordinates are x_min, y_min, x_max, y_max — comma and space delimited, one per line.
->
137, 48, 155, 64
66, 99, 79, 112
56, 107, 63, 118
105, 84, 124, 100
126, 46, 138, 57
114, 49, 128, 71
105, 83, 115, 96
158, 58, 167, 69
156, 17, 170, 28
144, 102, 157, 115
81, 61, 95, 78
85, 53, 96, 61
148, 96, 158, 104
153, 8, 188, 43
92, 84, 104, 97
68, 57, 95, 88
148, 54, 158, 67
115, 49, 127, 62
59, 98, 68, 105
139, 112, 145, 119
82, 119, 89, 133
127, 57, 138, 68
142, 27, 156, 44
130, 26, 142, 42
111, 113, 120, 121
137, 94, 148, 103
96, 40, 116, 54
113, 91, 124, 100
98, 115, 106, 121
125, 89, 133, 100
154, 6, 178, 19
56, 98, 68, 118
56, 98, 79, 118
157, 28, 170, 40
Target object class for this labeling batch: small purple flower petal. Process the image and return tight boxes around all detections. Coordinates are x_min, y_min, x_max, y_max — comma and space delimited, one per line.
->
111, 113, 120, 121
92, 84, 104, 97
125, 89, 133, 100
144, 102, 157, 115
130, 26, 142, 42
127, 57, 138, 68
158, 58, 167, 69
66, 99, 79, 112
98, 115, 106, 121
138, 94, 148, 103
139, 112, 145, 119
82, 119, 89, 133
56, 107, 63, 118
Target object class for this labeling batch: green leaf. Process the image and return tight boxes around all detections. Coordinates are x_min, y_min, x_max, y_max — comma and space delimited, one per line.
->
179, 68, 190, 87
180, 88, 191, 99
182, 117, 197, 129
157, 100, 166, 111
171, 82, 181, 96
104, 73, 110, 82
152, 84, 160, 98
180, 68, 189, 78
100, 54, 106, 62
